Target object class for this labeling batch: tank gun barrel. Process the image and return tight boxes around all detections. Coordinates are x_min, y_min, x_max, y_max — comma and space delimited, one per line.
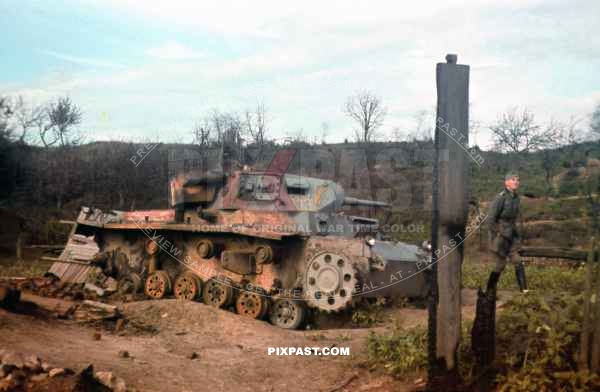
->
342, 197, 391, 208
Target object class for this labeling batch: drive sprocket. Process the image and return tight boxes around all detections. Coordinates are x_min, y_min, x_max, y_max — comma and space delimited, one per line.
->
304, 251, 358, 312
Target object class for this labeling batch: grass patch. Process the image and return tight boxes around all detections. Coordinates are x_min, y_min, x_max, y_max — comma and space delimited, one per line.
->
351, 300, 387, 328
363, 261, 588, 385
366, 326, 428, 378
364, 292, 599, 390
462, 260, 586, 294
494, 292, 600, 391
0, 257, 52, 278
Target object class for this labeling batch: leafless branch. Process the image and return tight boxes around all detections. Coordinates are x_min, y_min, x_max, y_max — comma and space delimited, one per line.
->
345, 91, 386, 143
489, 107, 559, 153
45, 96, 83, 147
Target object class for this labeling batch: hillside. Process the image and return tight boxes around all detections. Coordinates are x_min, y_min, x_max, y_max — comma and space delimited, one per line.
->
1, 139, 599, 250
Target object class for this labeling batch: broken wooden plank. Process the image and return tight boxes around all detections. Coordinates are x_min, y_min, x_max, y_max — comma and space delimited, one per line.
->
42, 256, 92, 265
73, 300, 119, 322
25, 245, 65, 249
20, 292, 76, 318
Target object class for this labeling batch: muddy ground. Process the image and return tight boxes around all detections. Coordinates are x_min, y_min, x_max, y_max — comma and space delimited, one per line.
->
0, 288, 514, 392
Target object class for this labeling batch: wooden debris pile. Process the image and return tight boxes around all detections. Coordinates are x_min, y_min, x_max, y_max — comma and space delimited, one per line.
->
0, 350, 134, 391
6, 269, 119, 301
0, 349, 73, 391
0, 283, 20, 310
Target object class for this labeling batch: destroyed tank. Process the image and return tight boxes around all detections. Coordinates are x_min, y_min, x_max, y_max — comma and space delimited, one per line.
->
51, 165, 431, 329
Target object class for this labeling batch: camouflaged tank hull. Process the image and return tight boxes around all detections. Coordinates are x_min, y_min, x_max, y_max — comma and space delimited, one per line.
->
49, 169, 431, 328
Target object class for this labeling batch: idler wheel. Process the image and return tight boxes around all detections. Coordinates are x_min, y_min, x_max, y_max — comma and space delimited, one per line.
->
202, 278, 233, 308
254, 245, 273, 264
174, 273, 202, 301
236, 290, 268, 319
196, 240, 214, 259
144, 271, 172, 299
269, 299, 305, 330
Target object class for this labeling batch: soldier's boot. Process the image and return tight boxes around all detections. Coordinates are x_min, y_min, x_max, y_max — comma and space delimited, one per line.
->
515, 262, 529, 293
486, 271, 501, 293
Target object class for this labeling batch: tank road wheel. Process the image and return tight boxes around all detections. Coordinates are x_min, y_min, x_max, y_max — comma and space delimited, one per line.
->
269, 299, 305, 329
202, 279, 233, 308
174, 273, 202, 301
144, 271, 172, 299
305, 252, 358, 312
254, 245, 273, 264
196, 240, 214, 259
236, 291, 269, 319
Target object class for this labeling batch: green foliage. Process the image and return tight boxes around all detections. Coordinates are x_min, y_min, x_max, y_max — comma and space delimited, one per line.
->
366, 326, 428, 378
351, 300, 386, 327
559, 176, 584, 196
494, 293, 600, 391
462, 261, 586, 294
518, 197, 589, 222
364, 253, 593, 389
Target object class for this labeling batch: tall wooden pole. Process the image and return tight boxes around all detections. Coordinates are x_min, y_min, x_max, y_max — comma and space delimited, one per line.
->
579, 237, 595, 370
428, 54, 470, 387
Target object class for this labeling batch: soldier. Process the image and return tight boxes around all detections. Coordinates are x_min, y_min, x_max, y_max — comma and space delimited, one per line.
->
486, 172, 528, 293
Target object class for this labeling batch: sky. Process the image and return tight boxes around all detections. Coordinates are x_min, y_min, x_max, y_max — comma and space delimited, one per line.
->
1, 0, 599, 148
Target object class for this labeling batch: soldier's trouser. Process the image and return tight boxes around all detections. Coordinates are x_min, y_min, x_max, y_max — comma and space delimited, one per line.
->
491, 247, 521, 274
491, 240, 528, 291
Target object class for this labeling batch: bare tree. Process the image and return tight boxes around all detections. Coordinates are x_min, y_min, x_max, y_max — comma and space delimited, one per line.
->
320, 122, 329, 144
591, 103, 600, 137
345, 91, 386, 143
489, 108, 560, 153
0, 96, 14, 140
286, 128, 307, 144
14, 96, 46, 144
244, 102, 268, 146
209, 109, 242, 146
391, 126, 404, 142
558, 116, 583, 169
44, 96, 83, 147
408, 109, 435, 142
193, 118, 211, 147
538, 118, 579, 197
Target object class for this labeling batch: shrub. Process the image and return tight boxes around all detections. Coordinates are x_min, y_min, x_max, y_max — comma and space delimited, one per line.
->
366, 326, 428, 378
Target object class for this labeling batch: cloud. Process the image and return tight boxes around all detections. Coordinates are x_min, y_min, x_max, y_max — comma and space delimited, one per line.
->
145, 41, 205, 60
6, 0, 599, 145
38, 49, 125, 69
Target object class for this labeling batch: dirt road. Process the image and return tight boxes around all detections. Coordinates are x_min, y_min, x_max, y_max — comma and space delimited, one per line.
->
0, 298, 415, 392
0, 288, 513, 391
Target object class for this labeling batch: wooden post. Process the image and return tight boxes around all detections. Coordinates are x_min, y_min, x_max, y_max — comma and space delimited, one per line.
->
591, 239, 600, 373
15, 232, 23, 262
428, 54, 470, 387
580, 237, 595, 370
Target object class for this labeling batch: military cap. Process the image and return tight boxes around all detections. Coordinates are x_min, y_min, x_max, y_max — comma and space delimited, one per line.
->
505, 171, 519, 180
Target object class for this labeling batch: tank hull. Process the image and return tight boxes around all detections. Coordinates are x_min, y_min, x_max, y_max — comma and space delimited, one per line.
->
49, 199, 430, 328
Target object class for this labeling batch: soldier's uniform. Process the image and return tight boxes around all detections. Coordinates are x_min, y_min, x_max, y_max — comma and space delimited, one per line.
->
486, 176, 528, 292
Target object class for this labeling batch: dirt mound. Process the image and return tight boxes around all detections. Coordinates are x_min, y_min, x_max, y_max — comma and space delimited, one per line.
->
121, 300, 293, 346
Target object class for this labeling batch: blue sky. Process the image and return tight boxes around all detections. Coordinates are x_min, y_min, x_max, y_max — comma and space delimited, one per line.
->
1, 0, 599, 147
